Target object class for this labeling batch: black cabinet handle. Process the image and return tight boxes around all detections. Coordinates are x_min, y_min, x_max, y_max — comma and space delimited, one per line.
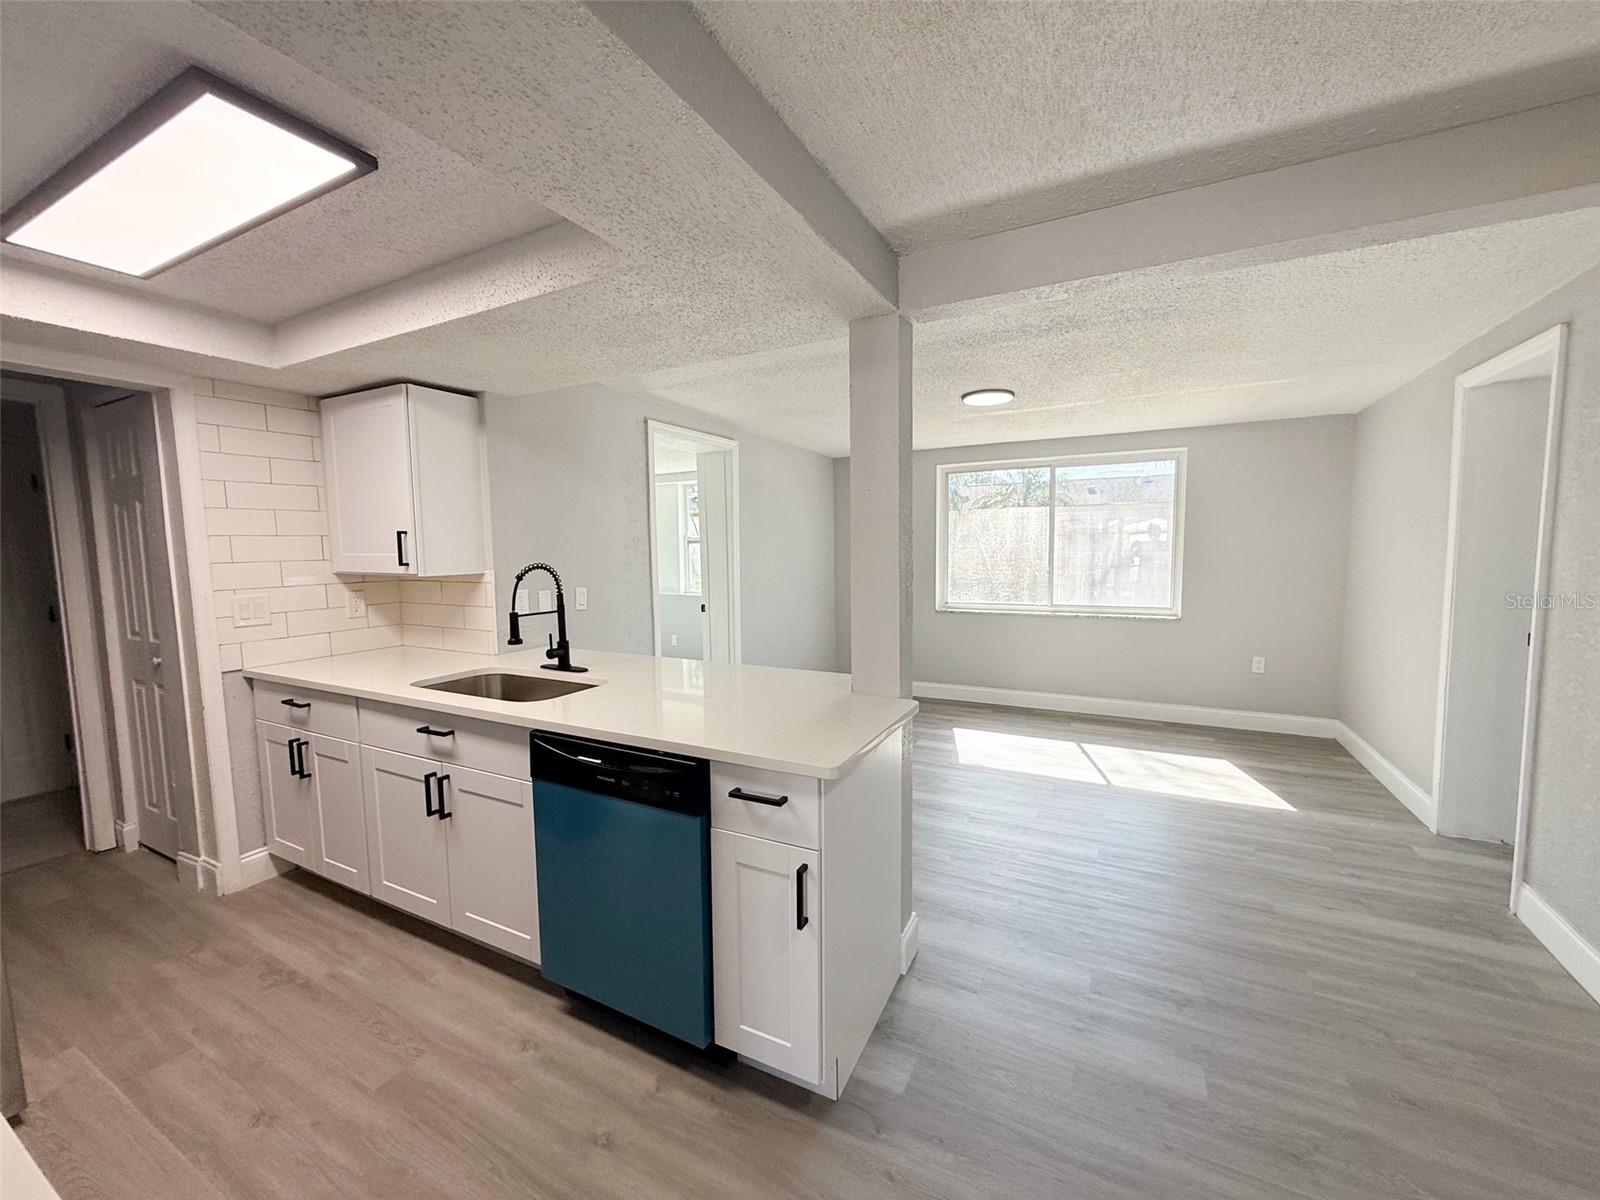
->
423, 770, 439, 817
416, 725, 455, 738
729, 787, 788, 808
288, 738, 312, 780
436, 774, 452, 820
280, 698, 311, 710
285, 738, 299, 778
396, 530, 410, 568
796, 862, 809, 930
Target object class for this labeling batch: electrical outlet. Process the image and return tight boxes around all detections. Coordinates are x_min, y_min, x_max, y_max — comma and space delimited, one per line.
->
346, 590, 367, 619
670, 634, 679, 647
538, 588, 553, 611
575, 586, 588, 611
1251, 656, 1266, 674
233, 593, 271, 628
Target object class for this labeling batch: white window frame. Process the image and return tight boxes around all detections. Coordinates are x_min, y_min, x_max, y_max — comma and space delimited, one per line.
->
935, 447, 1187, 619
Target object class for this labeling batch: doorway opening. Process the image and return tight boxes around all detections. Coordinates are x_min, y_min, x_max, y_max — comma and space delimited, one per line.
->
0, 370, 199, 873
647, 421, 740, 663
1432, 326, 1567, 886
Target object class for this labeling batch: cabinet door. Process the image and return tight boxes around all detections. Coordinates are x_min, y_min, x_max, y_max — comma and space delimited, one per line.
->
406, 386, 487, 577
309, 736, 368, 894
361, 747, 450, 924
443, 765, 539, 962
259, 722, 316, 868
711, 829, 821, 1083
322, 386, 416, 575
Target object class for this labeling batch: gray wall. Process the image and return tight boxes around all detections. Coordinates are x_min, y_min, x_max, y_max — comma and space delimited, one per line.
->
486, 384, 837, 673
1340, 264, 1600, 943
837, 416, 1355, 716
833, 456, 852, 673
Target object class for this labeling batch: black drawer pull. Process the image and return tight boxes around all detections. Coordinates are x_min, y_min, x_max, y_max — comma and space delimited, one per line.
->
280, 698, 311, 710
729, 787, 788, 808
416, 725, 455, 738
436, 774, 452, 820
423, 770, 439, 817
796, 862, 809, 931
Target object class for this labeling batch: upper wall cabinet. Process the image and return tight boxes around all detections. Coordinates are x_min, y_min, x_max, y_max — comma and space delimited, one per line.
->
321, 383, 487, 577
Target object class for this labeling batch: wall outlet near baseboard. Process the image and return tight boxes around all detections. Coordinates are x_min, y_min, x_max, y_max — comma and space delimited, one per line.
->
1251, 656, 1266, 674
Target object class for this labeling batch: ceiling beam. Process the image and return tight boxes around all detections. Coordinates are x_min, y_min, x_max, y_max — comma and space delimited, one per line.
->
901, 94, 1600, 319
586, 0, 899, 308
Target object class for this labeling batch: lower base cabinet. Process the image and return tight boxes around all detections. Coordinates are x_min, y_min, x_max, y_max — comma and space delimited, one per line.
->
361, 746, 539, 962
259, 721, 369, 891
711, 828, 822, 1084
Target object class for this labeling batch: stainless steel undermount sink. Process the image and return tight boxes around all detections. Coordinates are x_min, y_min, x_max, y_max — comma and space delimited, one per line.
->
416, 672, 598, 703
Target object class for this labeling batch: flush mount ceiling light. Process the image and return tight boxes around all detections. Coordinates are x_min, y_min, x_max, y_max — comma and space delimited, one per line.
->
961, 388, 1015, 408
2, 67, 376, 278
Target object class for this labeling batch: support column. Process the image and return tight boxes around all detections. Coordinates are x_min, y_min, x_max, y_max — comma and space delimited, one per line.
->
848, 313, 916, 945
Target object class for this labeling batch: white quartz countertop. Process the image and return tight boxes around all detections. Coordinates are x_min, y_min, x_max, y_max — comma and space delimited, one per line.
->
243, 646, 917, 779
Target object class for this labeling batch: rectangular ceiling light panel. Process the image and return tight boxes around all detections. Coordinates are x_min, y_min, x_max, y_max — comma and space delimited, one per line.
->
3, 68, 376, 277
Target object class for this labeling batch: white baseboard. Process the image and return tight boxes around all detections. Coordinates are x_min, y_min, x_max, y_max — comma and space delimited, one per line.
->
1331, 722, 1436, 831
899, 910, 919, 974
1515, 884, 1600, 1008
175, 851, 223, 895
912, 680, 1340, 739
234, 847, 296, 892
114, 819, 139, 853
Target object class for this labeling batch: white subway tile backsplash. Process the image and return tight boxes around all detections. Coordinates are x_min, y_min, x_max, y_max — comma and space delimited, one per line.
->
438, 581, 492, 606
203, 480, 227, 506
402, 626, 444, 648
208, 379, 310, 409
330, 625, 403, 655
280, 560, 340, 586
287, 606, 371, 636
440, 628, 496, 654
274, 509, 327, 536
218, 427, 314, 460
213, 561, 282, 590
360, 580, 401, 605
196, 424, 220, 453
463, 606, 497, 631
242, 633, 330, 667
201, 453, 272, 482
206, 508, 276, 535
231, 535, 324, 563
367, 602, 402, 626
265, 585, 333, 613
265, 406, 321, 436
197, 395, 267, 429
208, 536, 232, 562
269, 458, 325, 486
399, 580, 443, 604
402, 603, 465, 629
225, 482, 319, 510
215, 613, 288, 645
217, 643, 243, 672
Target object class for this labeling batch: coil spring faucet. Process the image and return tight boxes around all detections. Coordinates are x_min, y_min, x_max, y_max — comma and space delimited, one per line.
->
507, 562, 587, 672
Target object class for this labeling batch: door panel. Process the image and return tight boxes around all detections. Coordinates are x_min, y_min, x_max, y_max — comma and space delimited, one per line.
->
310, 736, 368, 893
711, 829, 820, 1083
259, 722, 314, 868
91, 395, 184, 858
322, 386, 416, 574
361, 747, 450, 923
444, 766, 538, 962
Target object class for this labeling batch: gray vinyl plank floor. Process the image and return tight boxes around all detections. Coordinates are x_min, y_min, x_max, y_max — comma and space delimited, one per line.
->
4, 701, 1597, 1200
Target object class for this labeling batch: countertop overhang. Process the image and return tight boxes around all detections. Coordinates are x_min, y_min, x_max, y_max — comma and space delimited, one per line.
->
243, 646, 917, 779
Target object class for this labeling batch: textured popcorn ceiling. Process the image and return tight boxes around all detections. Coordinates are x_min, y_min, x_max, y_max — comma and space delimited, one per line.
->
619, 209, 1600, 455
696, 0, 1600, 252
0, 1, 561, 323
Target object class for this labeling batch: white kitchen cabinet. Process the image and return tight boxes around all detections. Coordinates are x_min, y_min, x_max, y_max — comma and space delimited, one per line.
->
260, 722, 316, 868
711, 828, 821, 1085
307, 736, 368, 893
444, 765, 539, 963
321, 383, 486, 577
361, 746, 452, 924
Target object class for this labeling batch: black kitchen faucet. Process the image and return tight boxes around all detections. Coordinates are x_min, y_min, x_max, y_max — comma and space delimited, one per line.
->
506, 562, 587, 672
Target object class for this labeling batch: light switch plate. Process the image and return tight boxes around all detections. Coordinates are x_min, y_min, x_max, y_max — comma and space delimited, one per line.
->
346, 590, 367, 619
575, 586, 588, 611
233, 592, 271, 628
1251, 656, 1266, 674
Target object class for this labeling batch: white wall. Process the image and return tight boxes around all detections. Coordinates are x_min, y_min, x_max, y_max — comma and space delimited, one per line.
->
486, 384, 837, 673
836, 415, 1354, 716
1341, 264, 1600, 947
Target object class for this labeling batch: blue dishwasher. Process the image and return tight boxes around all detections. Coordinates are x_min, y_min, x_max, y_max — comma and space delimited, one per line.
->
531, 731, 713, 1047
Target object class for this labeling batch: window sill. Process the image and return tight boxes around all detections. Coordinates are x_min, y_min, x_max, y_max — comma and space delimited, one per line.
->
935, 605, 1181, 620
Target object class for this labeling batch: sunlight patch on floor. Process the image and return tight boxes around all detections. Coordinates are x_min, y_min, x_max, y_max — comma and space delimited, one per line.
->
952, 727, 1293, 810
